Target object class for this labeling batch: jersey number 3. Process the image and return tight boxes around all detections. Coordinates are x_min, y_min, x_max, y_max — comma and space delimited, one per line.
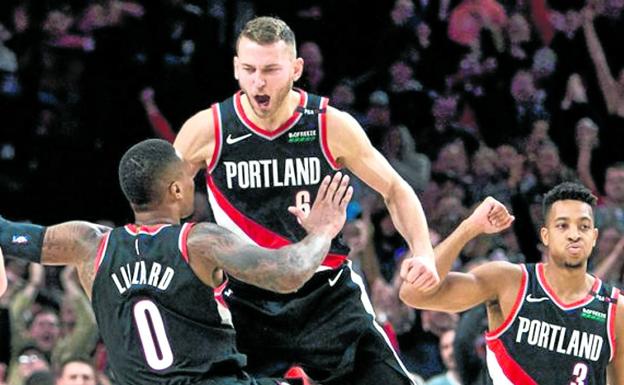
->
134, 299, 174, 370
569, 362, 588, 385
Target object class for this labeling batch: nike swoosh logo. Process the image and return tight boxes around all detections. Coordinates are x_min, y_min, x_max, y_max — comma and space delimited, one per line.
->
328, 270, 344, 287
226, 133, 252, 145
526, 294, 549, 303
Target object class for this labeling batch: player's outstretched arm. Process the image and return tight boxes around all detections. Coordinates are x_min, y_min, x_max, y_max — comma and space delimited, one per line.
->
173, 108, 215, 176
400, 261, 520, 313
325, 107, 437, 290
0, 216, 109, 268
608, 293, 624, 384
399, 197, 515, 312
0, 247, 7, 296
188, 173, 353, 293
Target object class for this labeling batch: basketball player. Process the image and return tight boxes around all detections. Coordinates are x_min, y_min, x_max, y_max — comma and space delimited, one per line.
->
0, 139, 353, 385
400, 184, 624, 384
174, 16, 436, 385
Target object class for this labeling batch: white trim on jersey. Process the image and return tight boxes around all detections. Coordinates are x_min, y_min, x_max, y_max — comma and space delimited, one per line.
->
486, 347, 516, 385
209, 103, 224, 174
607, 286, 618, 362
95, 232, 111, 272
178, 222, 192, 257
486, 264, 529, 341
347, 262, 417, 384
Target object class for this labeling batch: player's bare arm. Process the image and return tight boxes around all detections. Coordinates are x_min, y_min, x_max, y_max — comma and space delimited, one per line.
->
400, 197, 517, 314
402, 197, 514, 284
187, 172, 353, 293
0, 217, 110, 298
608, 295, 624, 384
324, 106, 438, 290
173, 108, 215, 175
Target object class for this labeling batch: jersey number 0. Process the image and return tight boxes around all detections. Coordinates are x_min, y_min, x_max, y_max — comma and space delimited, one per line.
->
133, 299, 174, 370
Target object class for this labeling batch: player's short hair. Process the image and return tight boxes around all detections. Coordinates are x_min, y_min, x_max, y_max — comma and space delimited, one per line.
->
118, 139, 181, 212
542, 182, 597, 221
236, 16, 296, 54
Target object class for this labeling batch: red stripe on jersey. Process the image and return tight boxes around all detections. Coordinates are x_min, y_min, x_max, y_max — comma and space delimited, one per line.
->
319, 97, 340, 170
486, 264, 528, 339
608, 287, 620, 361
207, 176, 290, 248
208, 103, 222, 173
179, 222, 195, 263
537, 263, 599, 309
206, 176, 347, 268
124, 224, 170, 236
486, 338, 538, 384
234, 90, 306, 138
94, 232, 111, 274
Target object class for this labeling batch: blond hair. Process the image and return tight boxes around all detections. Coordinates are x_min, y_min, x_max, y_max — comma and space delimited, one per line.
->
237, 16, 296, 54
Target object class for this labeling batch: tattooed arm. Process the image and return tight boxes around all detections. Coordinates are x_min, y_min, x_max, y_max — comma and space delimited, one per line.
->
1, 220, 111, 297
187, 172, 353, 292
187, 223, 333, 293
41, 222, 110, 297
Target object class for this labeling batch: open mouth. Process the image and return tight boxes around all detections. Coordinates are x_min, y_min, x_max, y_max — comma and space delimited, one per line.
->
254, 94, 270, 108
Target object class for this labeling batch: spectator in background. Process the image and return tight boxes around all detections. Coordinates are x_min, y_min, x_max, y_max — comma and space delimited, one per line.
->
11, 345, 51, 385
590, 226, 624, 285
382, 125, 431, 193
364, 90, 393, 147
7, 264, 97, 385
583, 6, 624, 117
298, 41, 326, 94
469, 146, 509, 204
576, 118, 624, 231
55, 357, 96, 385
23, 370, 54, 385
425, 328, 461, 385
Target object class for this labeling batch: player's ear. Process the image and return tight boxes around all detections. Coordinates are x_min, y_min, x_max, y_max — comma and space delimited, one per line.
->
293, 57, 304, 81
540, 226, 549, 247
169, 181, 183, 200
233, 57, 240, 80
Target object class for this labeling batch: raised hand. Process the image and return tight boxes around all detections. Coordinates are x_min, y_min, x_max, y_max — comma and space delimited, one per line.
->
289, 172, 353, 239
399, 254, 439, 291
465, 196, 515, 235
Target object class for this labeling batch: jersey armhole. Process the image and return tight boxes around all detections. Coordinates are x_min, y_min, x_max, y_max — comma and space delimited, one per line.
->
608, 287, 620, 362
318, 97, 340, 170
486, 264, 529, 340
207, 103, 222, 174
178, 222, 196, 263
93, 232, 112, 274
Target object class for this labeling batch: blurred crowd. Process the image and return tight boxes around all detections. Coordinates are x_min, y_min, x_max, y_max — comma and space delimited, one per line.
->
1, 0, 624, 384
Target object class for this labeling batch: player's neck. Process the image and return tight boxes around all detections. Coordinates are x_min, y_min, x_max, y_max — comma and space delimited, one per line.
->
542, 262, 593, 302
133, 211, 181, 226
241, 89, 300, 131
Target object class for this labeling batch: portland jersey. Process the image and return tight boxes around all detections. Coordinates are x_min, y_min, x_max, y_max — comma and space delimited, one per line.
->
485, 263, 619, 385
206, 89, 349, 271
91, 224, 246, 385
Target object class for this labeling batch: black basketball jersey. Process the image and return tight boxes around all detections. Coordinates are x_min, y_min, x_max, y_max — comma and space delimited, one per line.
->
91, 224, 247, 385
485, 263, 619, 385
206, 89, 349, 270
